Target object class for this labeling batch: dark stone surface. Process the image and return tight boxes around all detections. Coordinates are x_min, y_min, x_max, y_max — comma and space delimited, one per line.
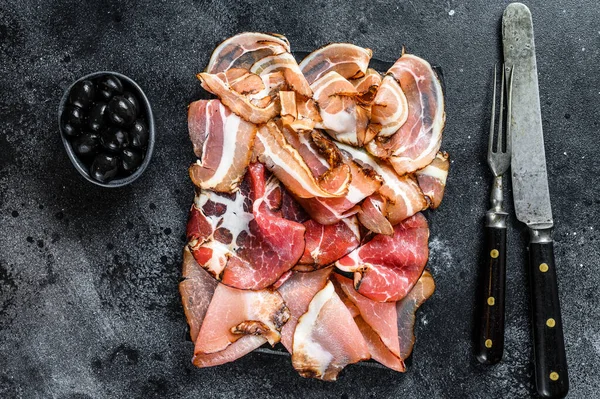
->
1, 0, 598, 398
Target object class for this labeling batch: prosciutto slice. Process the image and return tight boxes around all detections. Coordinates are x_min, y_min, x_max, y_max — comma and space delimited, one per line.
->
187, 163, 306, 290
188, 100, 257, 192
299, 43, 372, 85
335, 213, 429, 302
292, 281, 370, 380
193, 283, 290, 367
250, 52, 312, 97
415, 151, 450, 209
351, 68, 382, 104
206, 32, 290, 73
369, 75, 409, 137
366, 54, 445, 175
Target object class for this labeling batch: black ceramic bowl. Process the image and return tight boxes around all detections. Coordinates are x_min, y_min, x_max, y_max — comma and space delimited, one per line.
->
58, 71, 155, 188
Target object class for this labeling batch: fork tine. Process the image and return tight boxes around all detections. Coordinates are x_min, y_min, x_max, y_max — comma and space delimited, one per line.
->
489, 65, 497, 155
505, 65, 514, 155
497, 63, 506, 152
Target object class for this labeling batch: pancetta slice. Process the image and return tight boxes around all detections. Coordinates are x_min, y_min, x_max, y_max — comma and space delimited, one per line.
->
193, 284, 290, 367
187, 163, 306, 290
188, 100, 257, 193
196, 71, 280, 124
251, 52, 312, 97
299, 43, 372, 85
366, 54, 445, 175
357, 193, 394, 235
253, 122, 348, 198
277, 267, 333, 352
415, 151, 449, 209
296, 216, 361, 270
369, 75, 409, 138
292, 281, 370, 381
351, 68, 382, 104
397, 270, 435, 359
335, 213, 429, 302
179, 247, 219, 342
206, 32, 290, 73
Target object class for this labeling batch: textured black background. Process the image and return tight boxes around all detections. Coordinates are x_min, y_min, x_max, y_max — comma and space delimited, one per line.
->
1, 1, 599, 398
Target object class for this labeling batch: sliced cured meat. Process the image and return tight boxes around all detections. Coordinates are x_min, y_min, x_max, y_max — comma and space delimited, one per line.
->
299, 43, 372, 85
311, 71, 369, 146
193, 335, 267, 368
277, 267, 333, 352
187, 163, 306, 290
351, 68, 382, 104
297, 217, 361, 270
197, 71, 280, 124
338, 143, 427, 228
206, 32, 290, 73
357, 193, 394, 236
415, 151, 449, 209
335, 213, 430, 302
292, 281, 370, 380
253, 122, 348, 198
354, 316, 405, 372
369, 75, 408, 137
397, 270, 435, 359
188, 99, 257, 193
366, 53, 445, 175
179, 247, 219, 342
193, 284, 290, 367
250, 52, 312, 97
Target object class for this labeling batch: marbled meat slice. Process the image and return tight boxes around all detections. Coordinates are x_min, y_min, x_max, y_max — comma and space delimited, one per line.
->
415, 151, 449, 209
187, 162, 306, 290
292, 281, 370, 381
335, 213, 429, 302
188, 99, 257, 193
299, 43, 372, 85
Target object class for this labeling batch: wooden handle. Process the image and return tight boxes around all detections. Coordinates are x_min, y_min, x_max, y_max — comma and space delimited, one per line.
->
476, 225, 507, 364
529, 240, 569, 398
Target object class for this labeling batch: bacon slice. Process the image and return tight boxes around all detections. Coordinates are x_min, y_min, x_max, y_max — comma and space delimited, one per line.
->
187, 163, 306, 290
366, 54, 445, 175
206, 32, 290, 73
415, 151, 449, 209
187, 100, 257, 193
277, 268, 333, 352
197, 71, 280, 124
397, 270, 435, 359
369, 75, 409, 137
251, 52, 312, 97
193, 284, 290, 367
179, 247, 219, 342
299, 43, 372, 85
351, 68, 382, 104
253, 122, 348, 198
292, 281, 370, 380
335, 213, 429, 302
297, 217, 361, 270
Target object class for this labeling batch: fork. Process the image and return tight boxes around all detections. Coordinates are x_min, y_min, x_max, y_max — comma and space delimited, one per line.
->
476, 65, 513, 365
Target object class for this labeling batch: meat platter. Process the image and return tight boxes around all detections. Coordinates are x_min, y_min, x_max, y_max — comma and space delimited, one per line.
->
179, 32, 448, 381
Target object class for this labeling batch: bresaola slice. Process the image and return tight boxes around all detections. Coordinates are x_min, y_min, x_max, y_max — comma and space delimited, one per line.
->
188, 100, 257, 192
335, 213, 430, 302
187, 163, 306, 290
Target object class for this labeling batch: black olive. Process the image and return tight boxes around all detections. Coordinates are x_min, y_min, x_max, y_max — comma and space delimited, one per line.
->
72, 132, 100, 158
98, 75, 123, 95
68, 80, 95, 109
107, 96, 136, 127
120, 148, 143, 173
129, 120, 149, 149
122, 91, 140, 117
88, 103, 107, 132
100, 127, 129, 153
90, 153, 118, 183
97, 89, 113, 102
61, 105, 85, 138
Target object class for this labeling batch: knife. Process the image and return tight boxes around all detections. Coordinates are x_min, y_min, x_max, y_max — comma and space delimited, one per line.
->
502, 3, 569, 398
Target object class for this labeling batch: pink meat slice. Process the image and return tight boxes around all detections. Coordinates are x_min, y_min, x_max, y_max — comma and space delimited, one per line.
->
354, 316, 405, 372
335, 213, 430, 302
187, 163, 306, 290
277, 267, 333, 352
415, 151, 450, 209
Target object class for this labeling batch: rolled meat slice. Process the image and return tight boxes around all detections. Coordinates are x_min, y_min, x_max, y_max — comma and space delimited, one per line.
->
299, 43, 372, 85
415, 151, 450, 209
369, 75, 409, 137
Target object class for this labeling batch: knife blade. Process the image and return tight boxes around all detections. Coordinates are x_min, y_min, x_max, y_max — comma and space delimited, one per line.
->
502, 3, 569, 398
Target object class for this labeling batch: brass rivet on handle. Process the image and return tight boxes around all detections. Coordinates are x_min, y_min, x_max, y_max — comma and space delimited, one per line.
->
487, 297, 496, 306
546, 318, 556, 328
490, 249, 499, 258
485, 339, 493, 348
550, 371, 559, 381
539, 263, 549, 272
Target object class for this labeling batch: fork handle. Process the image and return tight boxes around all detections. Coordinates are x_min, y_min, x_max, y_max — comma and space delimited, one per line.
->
476, 216, 507, 364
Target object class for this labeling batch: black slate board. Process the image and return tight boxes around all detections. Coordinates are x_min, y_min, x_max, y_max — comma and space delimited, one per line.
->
1, 1, 599, 398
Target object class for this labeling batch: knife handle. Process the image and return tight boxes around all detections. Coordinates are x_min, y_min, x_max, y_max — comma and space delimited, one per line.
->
476, 224, 506, 364
529, 232, 569, 399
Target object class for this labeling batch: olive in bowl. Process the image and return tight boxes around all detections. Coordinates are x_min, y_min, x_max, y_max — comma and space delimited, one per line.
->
58, 71, 154, 187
